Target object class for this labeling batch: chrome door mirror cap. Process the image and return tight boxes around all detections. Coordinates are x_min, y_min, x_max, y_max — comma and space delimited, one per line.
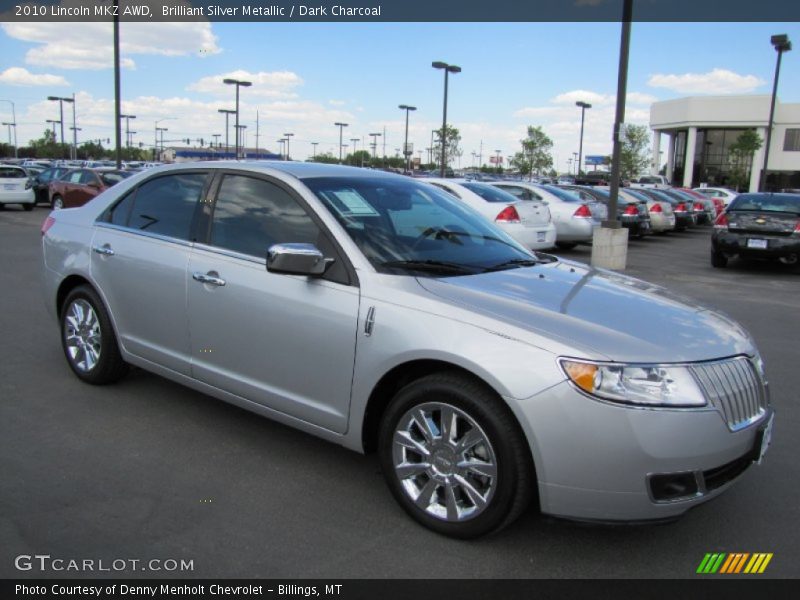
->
266, 243, 334, 277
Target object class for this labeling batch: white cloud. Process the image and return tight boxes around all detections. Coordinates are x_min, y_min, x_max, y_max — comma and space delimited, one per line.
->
187, 70, 303, 98
1, 9, 219, 70
552, 90, 611, 105
0, 67, 69, 87
328, 100, 346, 106
647, 68, 765, 94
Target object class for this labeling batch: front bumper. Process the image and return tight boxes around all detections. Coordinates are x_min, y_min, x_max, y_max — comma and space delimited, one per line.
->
510, 380, 772, 521
713, 231, 800, 260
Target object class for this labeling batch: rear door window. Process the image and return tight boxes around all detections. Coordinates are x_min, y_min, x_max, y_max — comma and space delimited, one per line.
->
126, 172, 207, 240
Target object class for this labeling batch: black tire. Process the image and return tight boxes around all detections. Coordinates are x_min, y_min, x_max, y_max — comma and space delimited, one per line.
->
60, 285, 128, 384
51, 195, 63, 210
711, 251, 728, 268
22, 203, 34, 212
555, 242, 577, 250
378, 372, 534, 538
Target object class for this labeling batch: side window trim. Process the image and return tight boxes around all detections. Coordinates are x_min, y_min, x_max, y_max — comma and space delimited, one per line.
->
203, 168, 358, 287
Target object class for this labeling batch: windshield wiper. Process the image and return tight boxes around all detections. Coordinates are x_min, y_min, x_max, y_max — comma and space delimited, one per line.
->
381, 259, 480, 275
484, 258, 543, 272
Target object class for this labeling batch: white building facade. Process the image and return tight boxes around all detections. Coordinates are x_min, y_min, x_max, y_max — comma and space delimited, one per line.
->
649, 95, 800, 192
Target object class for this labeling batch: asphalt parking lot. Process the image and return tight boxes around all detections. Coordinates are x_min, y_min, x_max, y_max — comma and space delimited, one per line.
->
1, 205, 798, 579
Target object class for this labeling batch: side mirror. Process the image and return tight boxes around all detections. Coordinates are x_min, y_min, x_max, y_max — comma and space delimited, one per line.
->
266, 243, 334, 277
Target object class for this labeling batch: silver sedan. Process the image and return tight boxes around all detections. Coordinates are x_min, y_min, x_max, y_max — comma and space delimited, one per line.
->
42, 162, 773, 538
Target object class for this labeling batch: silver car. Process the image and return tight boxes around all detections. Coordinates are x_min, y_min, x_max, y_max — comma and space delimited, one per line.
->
42, 162, 774, 538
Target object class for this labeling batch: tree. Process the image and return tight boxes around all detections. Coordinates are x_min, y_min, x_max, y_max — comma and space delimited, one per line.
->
512, 126, 553, 179
619, 124, 650, 180
727, 129, 763, 192
309, 152, 340, 164
432, 125, 461, 169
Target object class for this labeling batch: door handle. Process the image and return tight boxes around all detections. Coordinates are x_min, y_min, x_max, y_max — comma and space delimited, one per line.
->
192, 271, 226, 287
92, 244, 115, 256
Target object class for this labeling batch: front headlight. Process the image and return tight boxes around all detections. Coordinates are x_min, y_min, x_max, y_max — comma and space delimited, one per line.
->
560, 359, 706, 407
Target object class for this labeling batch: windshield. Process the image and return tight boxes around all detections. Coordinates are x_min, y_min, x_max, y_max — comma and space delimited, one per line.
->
303, 176, 537, 276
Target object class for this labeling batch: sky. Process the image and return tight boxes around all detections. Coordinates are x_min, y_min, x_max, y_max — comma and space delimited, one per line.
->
1, 10, 799, 173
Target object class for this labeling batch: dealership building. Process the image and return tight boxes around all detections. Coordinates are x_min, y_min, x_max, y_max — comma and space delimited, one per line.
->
649, 95, 800, 191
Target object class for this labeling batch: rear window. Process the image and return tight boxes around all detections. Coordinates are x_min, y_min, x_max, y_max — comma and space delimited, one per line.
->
540, 185, 582, 202
730, 194, 800, 215
460, 182, 517, 203
0, 167, 26, 179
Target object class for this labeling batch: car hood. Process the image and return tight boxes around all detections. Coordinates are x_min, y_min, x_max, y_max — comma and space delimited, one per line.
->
417, 260, 754, 363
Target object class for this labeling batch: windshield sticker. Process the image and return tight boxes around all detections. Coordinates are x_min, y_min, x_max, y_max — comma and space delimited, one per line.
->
329, 190, 380, 216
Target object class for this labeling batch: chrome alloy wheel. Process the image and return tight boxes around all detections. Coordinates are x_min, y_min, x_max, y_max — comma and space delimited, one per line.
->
64, 299, 102, 372
392, 402, 498, 522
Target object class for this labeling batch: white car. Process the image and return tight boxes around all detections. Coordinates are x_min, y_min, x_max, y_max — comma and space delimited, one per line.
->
693, 187, 738, 206
0, 165, 35, 211
425, 178, 557, 250
490, 181, 605, 249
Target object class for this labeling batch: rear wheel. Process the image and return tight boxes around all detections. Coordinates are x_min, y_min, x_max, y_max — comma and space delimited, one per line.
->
22, 203, 34, 212
777, 254, 798, 266
60, 285, 128, 384
378, 372, 534, 538
52, 195, 64, 210
711, 251, 728, 268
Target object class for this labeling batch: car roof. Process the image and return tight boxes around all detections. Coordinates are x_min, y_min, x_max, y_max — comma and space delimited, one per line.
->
176, 160, 403, 181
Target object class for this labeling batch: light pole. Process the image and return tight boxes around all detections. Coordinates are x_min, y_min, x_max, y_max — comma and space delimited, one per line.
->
398, 104, 417, 173
369, 132, 381, 161
237, 125, 247, 155
154, 117, 174, 161
495, 149, 502, 174
120, 114, 136, 147
212, 133, 221, 149
156, 127, 168, 161
223, 77, 252, 159
46, 120, 61, 144
311, 141, 318, 160
0, 100, 17, 158
575, 101, 592, 177
432, 61, 461, 177
47, 95, 74, 158
2, 121, 14, 149
283, 132, 294, 160
350, 138, 360, 165
761, 34, 792, 191
572, 152, 579, 176
276, 139, 285, 159
334, 122, 348, 163
70, 126, 82, 155
218, 109, 235, 157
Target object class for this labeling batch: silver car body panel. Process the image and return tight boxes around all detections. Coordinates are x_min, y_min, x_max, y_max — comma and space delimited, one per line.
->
41, 161, 770, 523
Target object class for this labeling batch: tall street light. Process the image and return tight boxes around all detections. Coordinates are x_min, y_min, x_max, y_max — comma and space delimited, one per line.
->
218, 109, 235, 157
46, 120, 61, 144
154, 117, 174, 161
283, 132, 294, 161
0, 99, 17, 158
761, 34, 792, 192
495, 149, 502, 173
156, 127, 168, 160
575, 101, 592, 177
334, 122, 348, 163
2, 121, 15, 149
311, 141, 318, 160
369, 132, 382, 160
47, 95, 74, 158
120, 113, 136, 147
223, 77, 252, 159
277, 139, 286, 159
350, 138, 360, 165
431, 61, 461, 177
398, 104, 417, 173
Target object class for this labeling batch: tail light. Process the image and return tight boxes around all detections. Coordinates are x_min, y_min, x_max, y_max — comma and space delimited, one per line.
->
623, 204, 639, 216
649, 203, 663, 213
41, 215, 55, 236
675, 202, 687, 212
794, 221, 800, 234
713, 212, 728, 230
25, 177, 34, 190
572, 204, 592, 218
693, 202, 704, 211
495, 205, 521, 223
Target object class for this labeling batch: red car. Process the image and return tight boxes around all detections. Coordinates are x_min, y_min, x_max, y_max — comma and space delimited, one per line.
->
49, 168, 132, 209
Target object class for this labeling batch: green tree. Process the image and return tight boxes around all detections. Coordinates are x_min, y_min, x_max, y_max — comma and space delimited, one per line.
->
27, 128, 63, 159
727, 129, 763, 192
432, 125, 461, 169
309, 152, 340, 164
512, 126, 553, 179
619, 124, 650, 180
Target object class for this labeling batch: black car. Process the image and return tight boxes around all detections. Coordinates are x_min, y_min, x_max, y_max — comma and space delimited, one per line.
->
635, 188, 696, 231
560, 185, 651, 237
30, 166, 70, 205
711, 192, 800, 268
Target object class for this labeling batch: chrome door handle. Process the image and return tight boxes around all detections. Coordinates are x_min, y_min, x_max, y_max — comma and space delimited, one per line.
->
92, 244, 115, 256
192, 271, 226, 287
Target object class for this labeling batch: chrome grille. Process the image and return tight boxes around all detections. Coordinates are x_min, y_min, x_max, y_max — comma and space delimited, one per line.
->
690, 357, 767, 431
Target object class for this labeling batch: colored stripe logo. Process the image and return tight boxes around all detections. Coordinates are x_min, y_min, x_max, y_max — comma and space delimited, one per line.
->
697, 553, 773, 574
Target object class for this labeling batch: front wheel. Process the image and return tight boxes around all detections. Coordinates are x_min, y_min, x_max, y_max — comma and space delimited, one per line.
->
61, 285, 128, 384
378, 372, 534, 538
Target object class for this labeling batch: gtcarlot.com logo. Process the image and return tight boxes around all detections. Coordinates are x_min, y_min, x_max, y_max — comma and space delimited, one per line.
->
697, 552, 773, 574
14, 554, 194, 573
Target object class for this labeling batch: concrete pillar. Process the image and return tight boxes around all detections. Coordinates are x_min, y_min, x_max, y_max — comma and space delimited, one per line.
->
666, 133, 676, 183
683, 126, 697, 188
591, 226, 629, 270
750, 127, 767, 193
650, 130, 661, 175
